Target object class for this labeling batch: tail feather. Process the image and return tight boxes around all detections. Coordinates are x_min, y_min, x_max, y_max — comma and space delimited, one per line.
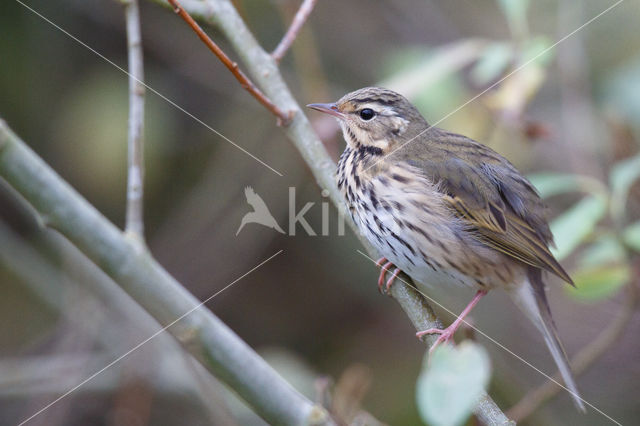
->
508, 268, 586, 412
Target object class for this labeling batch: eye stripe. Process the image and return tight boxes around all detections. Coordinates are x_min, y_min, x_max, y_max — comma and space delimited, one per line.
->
353, 97, 396, 106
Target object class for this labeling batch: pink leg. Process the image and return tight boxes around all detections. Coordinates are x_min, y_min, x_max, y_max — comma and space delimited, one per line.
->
416, 290, 487, 354
385, 268, 401, 292
377, 261, 394, 293
375, 257, 388, 267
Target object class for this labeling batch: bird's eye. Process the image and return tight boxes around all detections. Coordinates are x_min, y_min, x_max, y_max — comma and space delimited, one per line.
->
359, 108, 375, 121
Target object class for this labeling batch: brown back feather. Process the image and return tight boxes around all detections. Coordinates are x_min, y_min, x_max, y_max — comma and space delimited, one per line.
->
402, 128, 574, 285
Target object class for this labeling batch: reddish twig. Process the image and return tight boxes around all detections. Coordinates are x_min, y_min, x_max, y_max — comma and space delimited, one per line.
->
167, 0, 294, 126
271, 0, 318, 63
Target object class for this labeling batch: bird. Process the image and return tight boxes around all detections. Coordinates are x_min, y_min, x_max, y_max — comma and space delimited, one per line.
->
307, 87, 585, 411
236, 186, 285, 235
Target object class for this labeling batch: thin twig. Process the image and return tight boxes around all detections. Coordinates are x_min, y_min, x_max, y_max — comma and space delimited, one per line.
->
122, 0, 146, 238
507, 279, 638, 422
166, 0, 294, 126
272, 0, 318, 63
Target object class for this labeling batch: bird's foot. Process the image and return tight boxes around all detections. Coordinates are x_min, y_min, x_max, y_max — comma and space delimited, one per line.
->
376, 258, 392, 293
376, 258, 401, 294
416, 290, 488, 355
384, 268, 401, 293
416, 325, 459, 355
375, 257, 388, 267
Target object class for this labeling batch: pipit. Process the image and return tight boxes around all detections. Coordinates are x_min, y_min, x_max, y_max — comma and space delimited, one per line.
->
308, 87, 585, 411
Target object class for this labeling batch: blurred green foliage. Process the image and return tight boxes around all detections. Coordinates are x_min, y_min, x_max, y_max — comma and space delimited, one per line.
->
529, 153, 640, 302
416, 343, 491, 426
498, 0, 530, 38
405, 1, 640, 422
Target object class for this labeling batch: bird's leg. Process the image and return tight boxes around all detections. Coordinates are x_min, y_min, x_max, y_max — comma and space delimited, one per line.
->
417, 290, 487, 354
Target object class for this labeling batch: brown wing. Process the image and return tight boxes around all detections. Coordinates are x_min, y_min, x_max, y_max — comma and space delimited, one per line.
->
404, 129, 574, 285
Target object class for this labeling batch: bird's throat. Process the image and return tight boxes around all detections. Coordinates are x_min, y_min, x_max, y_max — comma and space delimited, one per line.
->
340, 123, 390, 155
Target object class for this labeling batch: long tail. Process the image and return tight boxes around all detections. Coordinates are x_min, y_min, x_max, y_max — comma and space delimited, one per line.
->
507, 267, 586, 412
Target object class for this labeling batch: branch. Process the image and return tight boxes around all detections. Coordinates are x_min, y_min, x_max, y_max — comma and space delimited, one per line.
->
507, 279, 638, 422
146, 0, 512, 423
166, 0, 294, 126
122, 0, 146, 238
382, 267, 514, 426
0, 220, 239, 423
271, 0, 318, 63
0, 120, 333, 426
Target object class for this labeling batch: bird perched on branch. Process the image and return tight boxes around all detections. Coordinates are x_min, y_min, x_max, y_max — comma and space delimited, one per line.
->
308, 87, 585, 411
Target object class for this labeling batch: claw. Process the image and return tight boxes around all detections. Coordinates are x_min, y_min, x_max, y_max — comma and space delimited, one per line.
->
385, 268, 401, 293
377, 261, 394, 293
416, 327, 457, 355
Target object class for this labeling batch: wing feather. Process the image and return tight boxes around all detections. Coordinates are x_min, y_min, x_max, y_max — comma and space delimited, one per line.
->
404, 131, 573, 285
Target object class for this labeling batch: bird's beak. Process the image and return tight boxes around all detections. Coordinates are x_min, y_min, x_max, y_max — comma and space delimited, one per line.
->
306, 102, 345, 119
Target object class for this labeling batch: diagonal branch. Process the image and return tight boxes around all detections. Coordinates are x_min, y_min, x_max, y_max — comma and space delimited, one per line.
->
121, 0, 146, 239
148, 0, 512, 424
167, 0, 294, 126
272, 0, 318, 63
0, 121, 333, 426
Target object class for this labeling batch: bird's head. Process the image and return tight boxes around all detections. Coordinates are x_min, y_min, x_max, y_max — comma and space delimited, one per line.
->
307, 87, 428, 153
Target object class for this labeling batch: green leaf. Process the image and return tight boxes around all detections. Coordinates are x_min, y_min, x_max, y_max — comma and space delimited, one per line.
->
528, 173, 586, 198
521, 36, 554, 66
526, 173, 609, 259
568, 263, 630, 302
567, 235, 629, 302
497, 0, 529, 37
380, 40, 485, 102
416, 342, 491, 426
527, 173, 607, 199
623, 221, 640, 252
550, 195, 608, 260
602, 53, 640, 139
610, 153, 640, 196
471, 42, 513, 85
610, 154, 640, 222
577, 234, 626, 267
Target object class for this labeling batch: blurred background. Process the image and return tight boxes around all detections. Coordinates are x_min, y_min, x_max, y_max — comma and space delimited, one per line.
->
1, 0, 640, 424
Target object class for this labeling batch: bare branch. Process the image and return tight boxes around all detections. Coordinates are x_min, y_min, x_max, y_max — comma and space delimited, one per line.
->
507, 280, 638, 422
388, 270, 514, 425
122, 0, 146, 238
272, 0, 318, 63
0, 220, 242, 424
167, 0, 294, 126
0, 120, 334, 426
